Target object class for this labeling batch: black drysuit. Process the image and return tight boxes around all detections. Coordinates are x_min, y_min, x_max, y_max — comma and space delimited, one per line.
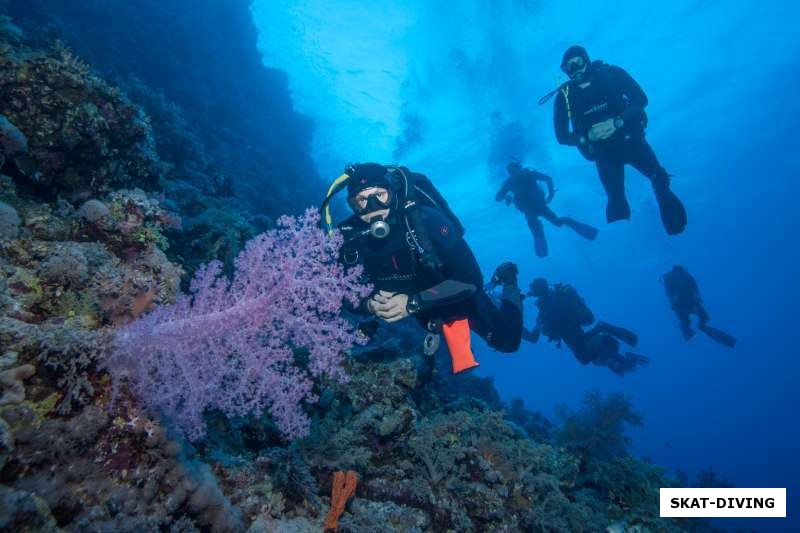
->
553, 61, 687, 235
663, 266, 736, 347
339, 207, 522, 352
527, 286, 647, 376
495, 168, 597, 257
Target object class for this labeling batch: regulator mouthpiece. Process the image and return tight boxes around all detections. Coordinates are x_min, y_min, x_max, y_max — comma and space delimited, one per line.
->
370, 218, 391, 239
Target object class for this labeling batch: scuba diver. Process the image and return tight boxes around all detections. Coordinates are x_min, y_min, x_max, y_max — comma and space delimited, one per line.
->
541, 45, 687, 235
495, 161, 598, 257
523, 278, 649, 376
663, 265, 737, 348
321, 162, 523, 373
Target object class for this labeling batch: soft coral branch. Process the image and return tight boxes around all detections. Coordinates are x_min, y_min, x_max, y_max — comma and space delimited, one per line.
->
105, 208, 370, 440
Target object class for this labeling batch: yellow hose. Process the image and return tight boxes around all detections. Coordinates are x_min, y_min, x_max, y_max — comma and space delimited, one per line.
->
323, 173, 351, 234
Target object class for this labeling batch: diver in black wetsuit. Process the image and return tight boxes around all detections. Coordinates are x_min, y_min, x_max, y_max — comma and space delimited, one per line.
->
336, 163, 524, 372
495, 161, 598, 257
523, 278, 649, 376
663, 265, 736, 348
549, 45, 687, 235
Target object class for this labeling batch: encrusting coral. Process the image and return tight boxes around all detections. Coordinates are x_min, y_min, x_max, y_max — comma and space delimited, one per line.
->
0, 112, 27, 167
0, 38, 160, 197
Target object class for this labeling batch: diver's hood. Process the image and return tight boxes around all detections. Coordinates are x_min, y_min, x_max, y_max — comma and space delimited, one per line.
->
346, 162, 392, 198
561, 45, 590, 71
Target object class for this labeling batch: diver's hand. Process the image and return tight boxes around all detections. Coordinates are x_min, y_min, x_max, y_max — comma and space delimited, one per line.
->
367, 290, 391, 315
504, 195, 513, 206
367, 291, 389, 315
366, 298, 377, 315
546, 190, 556, 204
588, 118, 617, 142
371, 290, 410, 323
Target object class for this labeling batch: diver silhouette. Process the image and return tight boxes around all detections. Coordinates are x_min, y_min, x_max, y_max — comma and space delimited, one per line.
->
662, 265, 736, 348
495, 161, 598, 257
523, 278, 649, 376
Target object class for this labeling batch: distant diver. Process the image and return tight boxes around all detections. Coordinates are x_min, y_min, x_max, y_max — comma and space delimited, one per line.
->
321, 162, 524, 373
495, 160, 598, 257
662, 265, 736, 348
523, 278, 649, 376
541, 45, 687, 235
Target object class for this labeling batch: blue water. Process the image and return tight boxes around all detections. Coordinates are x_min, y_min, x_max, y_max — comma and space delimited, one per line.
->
252, 1, 799, 530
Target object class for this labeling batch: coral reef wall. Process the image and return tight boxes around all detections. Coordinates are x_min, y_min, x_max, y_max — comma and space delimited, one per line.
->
4, 0, 318, 216
0, 5, 720, 532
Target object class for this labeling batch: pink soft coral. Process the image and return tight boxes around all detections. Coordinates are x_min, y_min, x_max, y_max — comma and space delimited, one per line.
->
106, 208, 370, 440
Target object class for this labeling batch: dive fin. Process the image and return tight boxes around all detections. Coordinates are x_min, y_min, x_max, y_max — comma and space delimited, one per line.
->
570, 220, 599, 240
501, 283, 523, 312
655, 188, 688, 236
698, 324, 737, 348
605, 352, 649, 376
597, 321, 639, 347
626, 352, 650, 367
534, 236, 549, 258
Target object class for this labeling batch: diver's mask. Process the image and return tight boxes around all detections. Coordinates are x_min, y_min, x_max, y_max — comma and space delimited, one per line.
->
350, 190, 393, 239
562, 56, 587, 81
